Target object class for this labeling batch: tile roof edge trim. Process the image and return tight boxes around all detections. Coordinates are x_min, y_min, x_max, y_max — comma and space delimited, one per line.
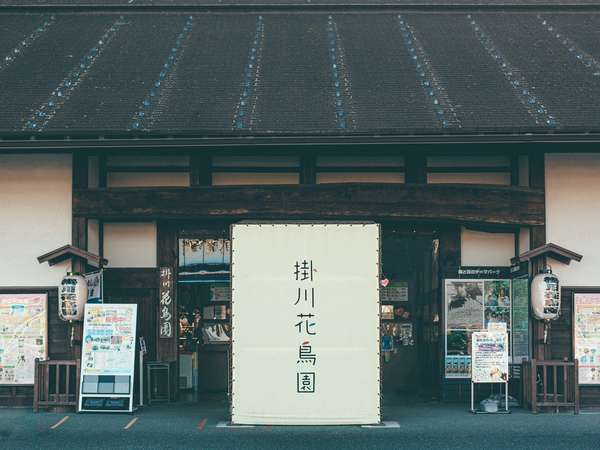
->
3, 4, 600, 14
2, 133, 600, 151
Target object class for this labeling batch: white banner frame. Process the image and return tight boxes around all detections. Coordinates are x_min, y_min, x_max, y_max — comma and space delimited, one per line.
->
78, 303, 137, 413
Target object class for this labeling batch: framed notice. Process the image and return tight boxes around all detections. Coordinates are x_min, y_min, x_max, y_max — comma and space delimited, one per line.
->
0, 294, 48, 385
574, 294, 600, 385
231, 223, 380, 425
471, 331, 509, 383
79, 304, 137, 412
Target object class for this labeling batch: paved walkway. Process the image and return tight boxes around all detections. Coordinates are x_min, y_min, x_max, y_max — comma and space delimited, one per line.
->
0, 400, 597, 449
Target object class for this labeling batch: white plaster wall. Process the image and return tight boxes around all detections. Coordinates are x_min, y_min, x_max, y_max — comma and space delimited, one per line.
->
103, 222, 157, 268
546, 153, 600, 286
461, 227, 515, 267
0, 154, 72, 286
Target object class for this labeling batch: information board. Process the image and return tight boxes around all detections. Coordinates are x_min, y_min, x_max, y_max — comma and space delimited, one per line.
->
471, 331, 509, 383
231, 223, 380, 425
0, 294, 47, 385
574, 294, 600, 385
79, 304, 137, 412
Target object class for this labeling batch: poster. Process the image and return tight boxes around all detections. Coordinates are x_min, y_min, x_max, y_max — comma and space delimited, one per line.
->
231, 223, 380, 425
380, 281, 408, 302
79, 304, 137, 412
471, 331, 509, 383
85, 270, 103, 304
511, 277, 530, 363
445, 279, 511, 378
574, 294, 600, 385
446, 280, 484, 330
0, 294, 47, 385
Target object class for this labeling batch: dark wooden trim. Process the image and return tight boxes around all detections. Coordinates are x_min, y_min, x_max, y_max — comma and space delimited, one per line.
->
510, 154, 519, 186
316, 166, 405, 173
514, 243, 583, 266
405, 154, 426, 184
37, 244, 107, 268
190, 154, 211, 186
73, 183, 545, 227
211, 166, 299, 173
300, 154, 316, 184
427, 166, 511, 174
107, 165, 190, 173
98, 154, 107, 188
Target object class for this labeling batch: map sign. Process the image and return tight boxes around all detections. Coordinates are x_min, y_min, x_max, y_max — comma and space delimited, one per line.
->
471, 331, 509, 383
574, 294, 600, 385
0, 294, 47, 385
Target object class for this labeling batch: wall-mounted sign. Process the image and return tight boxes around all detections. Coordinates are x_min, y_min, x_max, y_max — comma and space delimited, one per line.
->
511, 277, 530, 364
458, 267, 511, 279
471, 331, 509, 383
231, 223, 380, 425
178, 238, 230, 283
159, 267, 174, 339
574, 294, 600, 385
85, 270, 103, 304
380, 280, 408, 302
79, 303, 137, 412
0, 294, 47, 385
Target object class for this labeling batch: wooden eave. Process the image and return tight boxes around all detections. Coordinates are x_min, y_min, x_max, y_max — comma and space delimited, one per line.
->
37, 245, 108, 268
512, 243, 583, 266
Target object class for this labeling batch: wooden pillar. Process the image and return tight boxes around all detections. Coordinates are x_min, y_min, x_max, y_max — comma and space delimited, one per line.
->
300, 153, 316, 185
71, 152, 89, 358
529, 151, 548, 360
190, 153, 212, 186
405, 153, 427, 184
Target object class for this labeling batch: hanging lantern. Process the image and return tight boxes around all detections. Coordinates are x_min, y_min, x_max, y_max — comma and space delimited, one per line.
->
59, 273, 88, 321
531, 266, 561, 321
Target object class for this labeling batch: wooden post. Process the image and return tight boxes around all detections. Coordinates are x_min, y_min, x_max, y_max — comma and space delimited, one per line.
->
190, 153, 212, 186
405, 154, 426, 184
300, 154, 316, 185
33, 358, 40, 413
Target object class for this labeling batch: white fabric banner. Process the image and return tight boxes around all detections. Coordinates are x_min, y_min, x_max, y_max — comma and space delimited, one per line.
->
231, 223, 381, 425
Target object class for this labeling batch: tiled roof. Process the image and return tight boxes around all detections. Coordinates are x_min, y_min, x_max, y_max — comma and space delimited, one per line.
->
1, 6, 600, 137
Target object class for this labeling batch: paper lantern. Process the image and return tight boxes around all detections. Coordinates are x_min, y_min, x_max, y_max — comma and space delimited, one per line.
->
531, 267, 561, 321
59, 273, 88, 321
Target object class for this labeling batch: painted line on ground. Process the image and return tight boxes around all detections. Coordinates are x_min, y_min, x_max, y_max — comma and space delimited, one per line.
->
216, 421, 255, 428
197, 418, 207, 431
124, 417, 138, 430
50, 415, 70, 430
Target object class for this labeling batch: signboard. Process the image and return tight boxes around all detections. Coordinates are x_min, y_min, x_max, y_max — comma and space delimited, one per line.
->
85, 270, 103, 304
511, 277, 530, 363
471, 331, 509, 383
158, 267, 174, 339
574, 294, 600, 385
444, 279, 511, 378
231, 223, 380, 425
0, 294, 47, 385
79, 304, 137, 412
380, 280, 408, 302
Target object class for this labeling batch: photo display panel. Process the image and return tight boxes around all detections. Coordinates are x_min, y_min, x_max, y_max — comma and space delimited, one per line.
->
231, 223, 381, 425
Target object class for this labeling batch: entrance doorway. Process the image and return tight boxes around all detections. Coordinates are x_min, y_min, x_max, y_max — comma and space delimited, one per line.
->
380, 228, 441, 401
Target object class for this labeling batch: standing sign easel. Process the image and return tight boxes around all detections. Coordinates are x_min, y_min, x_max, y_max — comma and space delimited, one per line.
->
471, 327, 510, 413
79, 303, 137, 413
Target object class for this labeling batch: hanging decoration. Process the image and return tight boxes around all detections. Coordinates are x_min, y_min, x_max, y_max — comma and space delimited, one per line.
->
58, 273, 88, 321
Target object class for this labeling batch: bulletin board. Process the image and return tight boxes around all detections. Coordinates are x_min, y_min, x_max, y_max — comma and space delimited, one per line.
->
574, 294, 600, 385
231, 223, 381, 425
0, 294, 47, 385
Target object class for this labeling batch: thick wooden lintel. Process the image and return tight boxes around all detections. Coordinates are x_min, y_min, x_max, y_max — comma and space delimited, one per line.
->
74, 183, 544, 227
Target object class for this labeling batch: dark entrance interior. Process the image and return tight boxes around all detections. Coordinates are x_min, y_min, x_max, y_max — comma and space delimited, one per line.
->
380, 227, 441, 401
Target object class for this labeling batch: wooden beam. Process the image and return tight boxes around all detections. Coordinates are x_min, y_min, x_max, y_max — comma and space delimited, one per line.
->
300, 154, 316, 184
73, 183, 545, 226
405, 154, 426, 184
190, 154, 211, 186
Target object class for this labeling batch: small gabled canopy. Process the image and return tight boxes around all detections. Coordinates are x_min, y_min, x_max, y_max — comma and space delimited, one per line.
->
512, 242, 583, 266
37, 244, 108, 268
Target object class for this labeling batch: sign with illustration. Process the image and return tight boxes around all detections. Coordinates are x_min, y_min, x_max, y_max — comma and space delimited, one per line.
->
231, 223, 380, 425
471, 331, 509, 383
0, 294, 47, 385
444, 279, 511, 378
79, 304, 137, 412
574, 294, 600, 385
